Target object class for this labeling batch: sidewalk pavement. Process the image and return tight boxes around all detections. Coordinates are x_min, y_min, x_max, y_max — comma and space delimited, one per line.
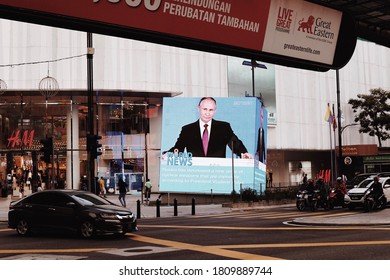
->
2, 193, 390, 226
289, 208, 390, 226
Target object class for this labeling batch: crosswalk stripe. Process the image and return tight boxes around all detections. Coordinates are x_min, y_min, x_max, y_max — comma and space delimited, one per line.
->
211, 210, 355, 220
129, 234, 282, 260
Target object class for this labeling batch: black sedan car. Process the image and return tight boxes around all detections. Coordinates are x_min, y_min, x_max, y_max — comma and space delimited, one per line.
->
8, 189, 137, 238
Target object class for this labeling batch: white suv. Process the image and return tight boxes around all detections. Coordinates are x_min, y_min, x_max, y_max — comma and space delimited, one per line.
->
344, 177, 390, 210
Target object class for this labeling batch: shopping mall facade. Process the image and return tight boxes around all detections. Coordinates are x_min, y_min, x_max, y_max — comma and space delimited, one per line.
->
0, 19, 389, 195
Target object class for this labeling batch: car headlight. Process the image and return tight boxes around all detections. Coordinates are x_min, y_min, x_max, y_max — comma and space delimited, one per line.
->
114, 212, 134, 220
99, 213, 117, 220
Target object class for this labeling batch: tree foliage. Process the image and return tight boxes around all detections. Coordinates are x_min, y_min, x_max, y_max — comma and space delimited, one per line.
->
348, 88, 390, 147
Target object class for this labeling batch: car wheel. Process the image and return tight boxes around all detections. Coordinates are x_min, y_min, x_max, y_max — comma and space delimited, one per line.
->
80, 220, 95, 239
16, 218, 30, 236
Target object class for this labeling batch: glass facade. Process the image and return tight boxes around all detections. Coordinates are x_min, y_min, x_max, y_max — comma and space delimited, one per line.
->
0, 90, 163, 196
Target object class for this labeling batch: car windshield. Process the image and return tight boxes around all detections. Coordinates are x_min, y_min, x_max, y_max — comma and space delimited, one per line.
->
357, 179, 373, 188
357, 178, 386, 189
71, 193, 111, 206
352, 176, 369, 184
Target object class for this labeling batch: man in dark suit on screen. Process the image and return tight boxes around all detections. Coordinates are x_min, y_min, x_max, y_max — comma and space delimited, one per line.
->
164, 97, 252, 158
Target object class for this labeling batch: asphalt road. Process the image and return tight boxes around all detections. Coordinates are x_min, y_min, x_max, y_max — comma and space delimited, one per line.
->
2, 205, 390, 260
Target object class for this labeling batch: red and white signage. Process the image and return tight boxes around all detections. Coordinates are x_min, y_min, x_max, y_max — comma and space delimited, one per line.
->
263, 0, 342, 65
0, 0, 344, 66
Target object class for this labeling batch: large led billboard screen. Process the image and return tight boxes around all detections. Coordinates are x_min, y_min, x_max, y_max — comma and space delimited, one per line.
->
159, 97, 267, 194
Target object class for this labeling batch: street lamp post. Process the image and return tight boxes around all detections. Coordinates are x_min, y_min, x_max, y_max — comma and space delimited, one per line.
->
242, 60, 267, 97
341, 123, 359, 134
87, 32, 96, 193
336, 70, 342, 179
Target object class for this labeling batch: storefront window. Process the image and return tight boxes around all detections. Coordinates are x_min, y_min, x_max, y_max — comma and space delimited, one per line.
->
0, 93, 82, 191
0, 91, 152, 195
289, 161, 312, 185
97, 101, 146, 193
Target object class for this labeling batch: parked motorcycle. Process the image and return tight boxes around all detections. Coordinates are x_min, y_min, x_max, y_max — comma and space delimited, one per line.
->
363, 191, 387, 212
309, 190, 322, 211
297, 190, 324, 211
296, 190, 311, 211
328, 188, 345, 209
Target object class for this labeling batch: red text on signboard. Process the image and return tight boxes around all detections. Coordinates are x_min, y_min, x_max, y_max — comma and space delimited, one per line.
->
7, 130, 35, 148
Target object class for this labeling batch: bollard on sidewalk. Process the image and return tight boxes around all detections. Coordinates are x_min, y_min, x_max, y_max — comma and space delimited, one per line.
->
174, 198, 178, 216
156, 199, 161, 217
136, 199, 141, 219
191, 198, 195, 215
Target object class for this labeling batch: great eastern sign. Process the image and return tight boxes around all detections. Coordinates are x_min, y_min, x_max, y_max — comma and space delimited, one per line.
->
0, 0, 356, 71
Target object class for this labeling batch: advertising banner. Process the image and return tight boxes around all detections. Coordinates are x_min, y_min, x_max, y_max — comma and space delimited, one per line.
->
262, 0, 342, 65
0, 0, 270, 53
159, 97, 267, 194
0, 0, 344, 66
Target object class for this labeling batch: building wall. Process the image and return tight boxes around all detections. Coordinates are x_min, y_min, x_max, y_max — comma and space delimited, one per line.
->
271, 40, 390, 151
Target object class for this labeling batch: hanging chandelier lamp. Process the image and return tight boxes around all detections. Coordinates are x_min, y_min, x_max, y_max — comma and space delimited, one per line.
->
39, 75, 59, 98
39, 64, 59, 98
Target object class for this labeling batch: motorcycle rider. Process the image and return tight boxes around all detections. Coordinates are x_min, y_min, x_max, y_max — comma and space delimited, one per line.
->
334, 177, 347, 195
369, 176, 384, 207
331, 177, 347, 207
315, 178, 328, 208
306, 179, 316, 203
306, 179, 315, 194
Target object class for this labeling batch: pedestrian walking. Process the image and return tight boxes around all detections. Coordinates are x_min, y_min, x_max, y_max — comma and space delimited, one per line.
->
144, 178, 152, 205
99, 176, 106, 198
19, 183, 25, 198
267, 170, 273, 188
117, 177, 129, 207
